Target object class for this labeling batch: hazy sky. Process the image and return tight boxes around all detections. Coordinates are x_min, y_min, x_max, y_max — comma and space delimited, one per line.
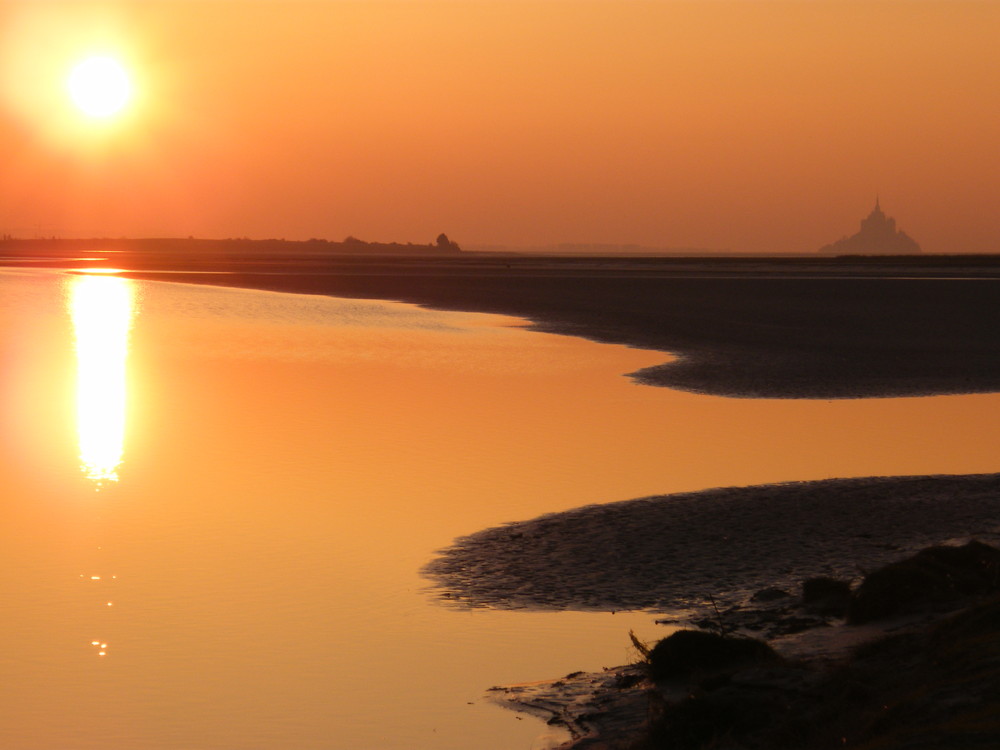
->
1, 0, 998, 253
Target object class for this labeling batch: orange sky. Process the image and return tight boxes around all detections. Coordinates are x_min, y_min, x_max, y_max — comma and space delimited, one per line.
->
1, 0, 998, 253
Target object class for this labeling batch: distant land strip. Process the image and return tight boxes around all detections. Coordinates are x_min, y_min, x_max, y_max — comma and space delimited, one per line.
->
0, 234, 463, 256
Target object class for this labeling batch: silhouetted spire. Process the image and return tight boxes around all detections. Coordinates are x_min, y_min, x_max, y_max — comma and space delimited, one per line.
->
819, 197, 921, 255
868, 195, 886, 223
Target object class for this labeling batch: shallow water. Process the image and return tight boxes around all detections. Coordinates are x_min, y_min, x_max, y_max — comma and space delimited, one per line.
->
1, 268, 998, 749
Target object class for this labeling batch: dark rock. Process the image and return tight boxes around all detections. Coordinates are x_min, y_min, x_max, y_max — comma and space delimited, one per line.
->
769, 616, 830, 636
751, 587, 792, 603
728, 666, 824, 693
645, 678, 801, 749
648, 630, 780, 681
849, 540, 1000, 624
802, 576, 853, 616
635, 546, 1000, 750
614, 672, 645, 689
691, 618, 718, 631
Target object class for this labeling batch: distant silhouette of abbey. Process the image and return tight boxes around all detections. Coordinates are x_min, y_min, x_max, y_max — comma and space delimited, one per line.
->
819, 198, 921, 255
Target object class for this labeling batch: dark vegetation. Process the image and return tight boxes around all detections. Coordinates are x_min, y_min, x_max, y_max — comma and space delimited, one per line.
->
634, 541, 1000, 749
0, 234, 462, 257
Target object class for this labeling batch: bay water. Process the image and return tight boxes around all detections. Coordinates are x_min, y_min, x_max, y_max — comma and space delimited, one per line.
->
1, 268, 997, 749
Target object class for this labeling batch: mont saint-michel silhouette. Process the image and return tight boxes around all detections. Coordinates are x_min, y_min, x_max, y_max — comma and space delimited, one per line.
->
819, 198, 921, 255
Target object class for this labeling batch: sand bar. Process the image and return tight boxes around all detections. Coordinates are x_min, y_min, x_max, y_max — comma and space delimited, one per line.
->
425, 474, 1000, 615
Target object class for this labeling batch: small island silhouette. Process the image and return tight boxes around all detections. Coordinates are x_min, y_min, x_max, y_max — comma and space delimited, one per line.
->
820, 198, 921, 255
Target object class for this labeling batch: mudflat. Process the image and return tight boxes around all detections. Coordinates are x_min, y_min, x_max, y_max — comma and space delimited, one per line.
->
79, 252, 1000, 398
424, 474, 1000, 615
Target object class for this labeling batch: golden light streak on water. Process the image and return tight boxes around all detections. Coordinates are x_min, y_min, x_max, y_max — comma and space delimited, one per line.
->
69, 274, 135, 486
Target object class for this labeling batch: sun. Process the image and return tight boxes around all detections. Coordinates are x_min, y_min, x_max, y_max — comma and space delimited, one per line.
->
67, 56, 131, 118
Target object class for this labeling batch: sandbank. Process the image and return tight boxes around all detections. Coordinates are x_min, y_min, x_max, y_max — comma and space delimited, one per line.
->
424, 474, 1000, 614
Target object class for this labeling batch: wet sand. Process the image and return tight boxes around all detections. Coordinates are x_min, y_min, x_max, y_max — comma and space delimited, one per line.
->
463, 474, 1000, 749
424, 474, 1000, 615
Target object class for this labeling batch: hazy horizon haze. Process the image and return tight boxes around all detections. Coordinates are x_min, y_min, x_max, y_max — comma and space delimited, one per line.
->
2, 0, 998, 254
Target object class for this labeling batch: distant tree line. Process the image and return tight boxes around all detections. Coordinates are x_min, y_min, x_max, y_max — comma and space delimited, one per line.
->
0, 234, 463, 255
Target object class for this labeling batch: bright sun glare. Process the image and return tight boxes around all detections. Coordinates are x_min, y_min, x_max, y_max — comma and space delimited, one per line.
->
67, 56, 131, 118
70, 274, 135, 486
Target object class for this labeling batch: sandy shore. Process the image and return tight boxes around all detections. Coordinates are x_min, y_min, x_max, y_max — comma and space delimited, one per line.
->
424, 474, 1000, 615
426, 475, 1000, 748
486, 592, 1000, 749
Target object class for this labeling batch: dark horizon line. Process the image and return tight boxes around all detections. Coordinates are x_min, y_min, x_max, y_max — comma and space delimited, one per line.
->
1, 235, 999, 259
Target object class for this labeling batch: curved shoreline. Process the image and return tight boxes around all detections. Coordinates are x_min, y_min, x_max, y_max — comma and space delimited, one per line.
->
84, 253, 1000, 399
455, 477, 1000, 749
424, 474, 1000, 615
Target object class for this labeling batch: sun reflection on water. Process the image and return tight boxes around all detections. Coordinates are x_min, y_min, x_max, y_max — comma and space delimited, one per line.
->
69, 274, 135, 486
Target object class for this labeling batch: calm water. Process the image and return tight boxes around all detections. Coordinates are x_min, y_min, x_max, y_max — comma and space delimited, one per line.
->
2, 268, 999, 749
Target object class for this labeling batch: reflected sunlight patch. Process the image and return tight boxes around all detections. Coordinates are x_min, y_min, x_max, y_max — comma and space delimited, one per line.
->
69, 275, 135, 485
74, 268, 127, 275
